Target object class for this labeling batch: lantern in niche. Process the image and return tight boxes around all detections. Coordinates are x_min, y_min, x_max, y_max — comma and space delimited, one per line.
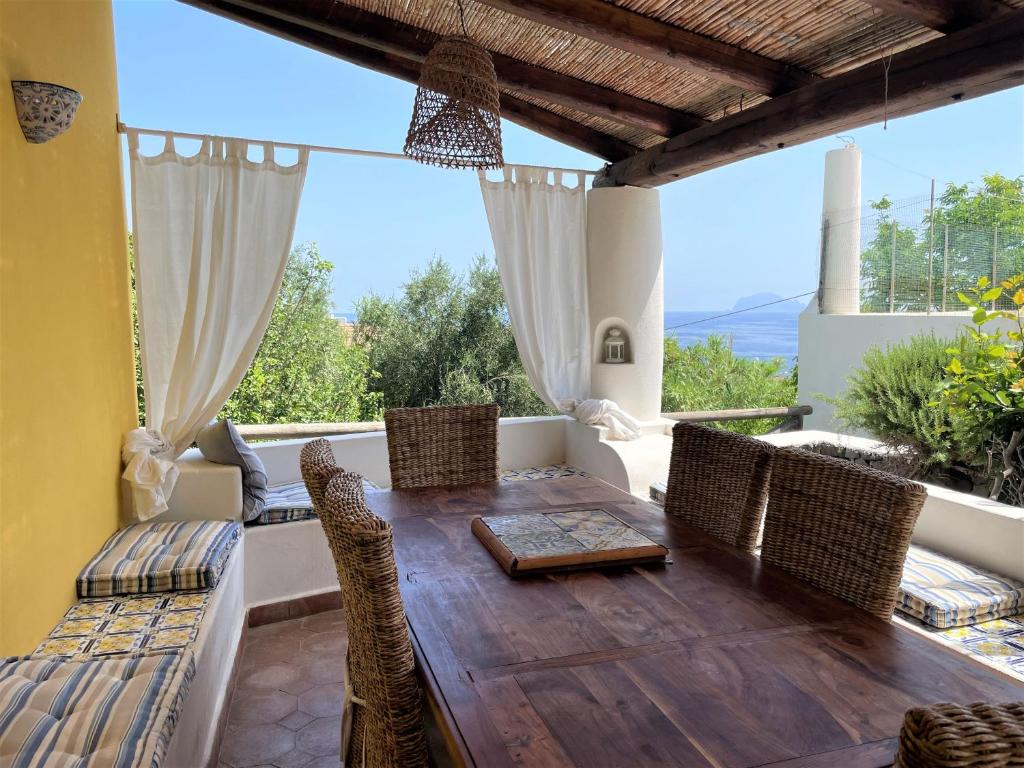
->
603, 328, 627, 364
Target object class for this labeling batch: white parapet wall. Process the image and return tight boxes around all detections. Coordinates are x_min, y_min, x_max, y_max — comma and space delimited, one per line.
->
798, 310, 1005, 431
586, 185, 664, 422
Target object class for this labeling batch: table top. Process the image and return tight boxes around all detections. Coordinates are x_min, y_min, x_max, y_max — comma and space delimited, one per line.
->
365, 475, 1023, 768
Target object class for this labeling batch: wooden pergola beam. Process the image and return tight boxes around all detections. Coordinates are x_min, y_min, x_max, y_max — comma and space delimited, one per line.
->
182, 0, 637, 162
203, 0, 705, 138
473, 0, 819, 96
595, 10, 1024, 188
859, 0, 1010, 33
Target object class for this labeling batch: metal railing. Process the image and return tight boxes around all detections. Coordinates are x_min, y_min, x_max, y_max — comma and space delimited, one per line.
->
237, 405, 813, 441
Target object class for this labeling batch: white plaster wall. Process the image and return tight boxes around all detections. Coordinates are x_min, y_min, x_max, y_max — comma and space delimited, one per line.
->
798, 311, 1014, 430
586, 186, 664, 421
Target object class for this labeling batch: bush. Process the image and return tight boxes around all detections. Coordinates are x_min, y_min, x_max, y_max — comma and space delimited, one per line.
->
661, 335, 796, 435
834, 334, 981, 474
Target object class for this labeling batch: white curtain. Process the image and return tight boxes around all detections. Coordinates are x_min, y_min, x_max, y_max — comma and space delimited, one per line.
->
479, 166, 591, 412
123, 131, 309, 520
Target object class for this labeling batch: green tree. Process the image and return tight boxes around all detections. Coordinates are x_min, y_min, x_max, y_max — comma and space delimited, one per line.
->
860, 174, 1024, 312
220, 243, 381, 424
355, 256, 551, 416
661, 335, 797, 435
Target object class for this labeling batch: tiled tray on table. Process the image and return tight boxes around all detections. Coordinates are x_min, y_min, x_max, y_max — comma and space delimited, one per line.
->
471, 507, 668, 577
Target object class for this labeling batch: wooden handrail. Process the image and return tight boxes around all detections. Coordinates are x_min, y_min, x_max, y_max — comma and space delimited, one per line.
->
662, 405, 811, 432
234, 421, 385, 440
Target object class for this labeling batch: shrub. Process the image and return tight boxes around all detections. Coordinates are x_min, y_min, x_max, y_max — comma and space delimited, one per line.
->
661, 335, 797, 435
834, 334, 981, 474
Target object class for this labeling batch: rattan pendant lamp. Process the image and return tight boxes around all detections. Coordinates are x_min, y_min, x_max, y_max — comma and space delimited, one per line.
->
404, 0, 503, 169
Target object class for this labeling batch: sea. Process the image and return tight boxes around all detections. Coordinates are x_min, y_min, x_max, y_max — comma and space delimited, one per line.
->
665, 310, 799, 365
337, 310, 799, 365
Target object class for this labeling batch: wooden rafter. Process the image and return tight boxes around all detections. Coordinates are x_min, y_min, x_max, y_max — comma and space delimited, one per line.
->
859, 0, 1011, 33
182, 0, 637, 161
594, 10, 1024, 187
473, 0, 819, 96
199, 0, 704, 138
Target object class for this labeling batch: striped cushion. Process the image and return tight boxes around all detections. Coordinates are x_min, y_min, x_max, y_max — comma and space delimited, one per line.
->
0, 651, 193, 768
898, 545, 1024, 628
250, 480, 376, 525
77, 521, 241, 598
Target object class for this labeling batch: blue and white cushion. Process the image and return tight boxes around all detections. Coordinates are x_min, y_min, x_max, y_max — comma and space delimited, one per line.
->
77, 521, 241, 598
251, 479, 379, 525
0, 650, 194, 767
898, 545, 1024, 629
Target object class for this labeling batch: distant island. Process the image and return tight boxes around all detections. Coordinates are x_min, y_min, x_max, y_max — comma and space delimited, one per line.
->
731, 292, 806, 313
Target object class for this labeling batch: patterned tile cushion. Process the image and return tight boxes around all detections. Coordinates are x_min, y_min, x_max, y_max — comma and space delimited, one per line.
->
250, 479, 377, 525
34, 592, 210, 661
898, 545, 1024, 629
0, 650, 194, 768
500, 465, 590, 482
77, 521, 242, 598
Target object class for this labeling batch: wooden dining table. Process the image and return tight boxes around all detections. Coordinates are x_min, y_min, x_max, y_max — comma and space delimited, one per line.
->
364, 474, 1023, 768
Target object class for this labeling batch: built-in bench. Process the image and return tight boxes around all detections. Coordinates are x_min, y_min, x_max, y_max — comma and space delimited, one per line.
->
3, 416, 598, 767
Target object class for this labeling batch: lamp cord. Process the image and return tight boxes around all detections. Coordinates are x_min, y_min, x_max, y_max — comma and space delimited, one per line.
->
456, 0, 469, 36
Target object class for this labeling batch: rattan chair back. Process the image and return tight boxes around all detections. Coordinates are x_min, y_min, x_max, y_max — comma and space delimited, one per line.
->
318, 471, 428, 768
895, 701, 1024, 767
299, 438, 338, 511
384, 404, 499, 489
663, 423, 775, 552
762, 447, 926, 620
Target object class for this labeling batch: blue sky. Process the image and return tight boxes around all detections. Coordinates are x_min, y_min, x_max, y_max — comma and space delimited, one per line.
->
112, 0, 1023, 312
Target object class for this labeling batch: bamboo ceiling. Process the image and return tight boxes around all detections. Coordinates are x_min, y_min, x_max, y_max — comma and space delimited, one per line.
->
183, 0, 1024, 182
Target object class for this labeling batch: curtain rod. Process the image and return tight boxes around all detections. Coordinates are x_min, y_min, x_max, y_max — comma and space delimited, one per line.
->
116, 122, 600, 176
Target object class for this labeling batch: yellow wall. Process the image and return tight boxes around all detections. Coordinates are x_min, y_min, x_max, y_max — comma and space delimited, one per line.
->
0, 0, 136, 654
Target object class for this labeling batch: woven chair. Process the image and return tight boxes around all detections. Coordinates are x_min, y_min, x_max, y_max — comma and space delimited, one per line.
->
384, 404, 499, 489
319, 471, 428, 768
895, 702, 1024, 767
299, 438, 338, 512
761, 447, 927, 620
663, 422, 776, 552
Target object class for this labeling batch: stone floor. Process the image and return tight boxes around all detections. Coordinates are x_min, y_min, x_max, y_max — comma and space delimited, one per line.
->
218, 610, 348, 768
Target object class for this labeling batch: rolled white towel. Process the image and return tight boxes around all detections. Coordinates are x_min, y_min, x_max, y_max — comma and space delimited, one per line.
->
573, 399, 642, 441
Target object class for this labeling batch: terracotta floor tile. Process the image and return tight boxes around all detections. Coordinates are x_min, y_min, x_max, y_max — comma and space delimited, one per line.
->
279, 709, 318, 731
303, 755, 342, 768
220, 723, 295, 767
298, 683, 344, 718
300, 630, 346, 656
220, 612, 347, 768
228, 688, 297, 726
295, 716, 343, 757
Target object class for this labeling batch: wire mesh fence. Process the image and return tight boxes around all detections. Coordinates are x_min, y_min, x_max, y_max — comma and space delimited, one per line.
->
824, 189, 1024, 313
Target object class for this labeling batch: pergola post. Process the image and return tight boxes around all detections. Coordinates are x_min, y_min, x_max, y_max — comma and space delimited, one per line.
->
586, 186, 664, 422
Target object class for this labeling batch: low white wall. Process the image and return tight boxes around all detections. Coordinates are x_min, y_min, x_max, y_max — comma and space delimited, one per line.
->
164, 537, 246, 768
797, 310, 1012, 430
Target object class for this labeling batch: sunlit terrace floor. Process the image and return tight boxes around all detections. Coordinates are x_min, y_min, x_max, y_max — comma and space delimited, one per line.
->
218, 610, 348, 768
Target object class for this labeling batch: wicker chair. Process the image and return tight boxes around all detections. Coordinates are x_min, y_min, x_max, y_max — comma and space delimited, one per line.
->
299, 438, 338, 511
895, 702, 1024, 767
318, 470, 428, 768
384, 404, 499, 489
663, 422, 776, 552
761, 447, 927, 620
